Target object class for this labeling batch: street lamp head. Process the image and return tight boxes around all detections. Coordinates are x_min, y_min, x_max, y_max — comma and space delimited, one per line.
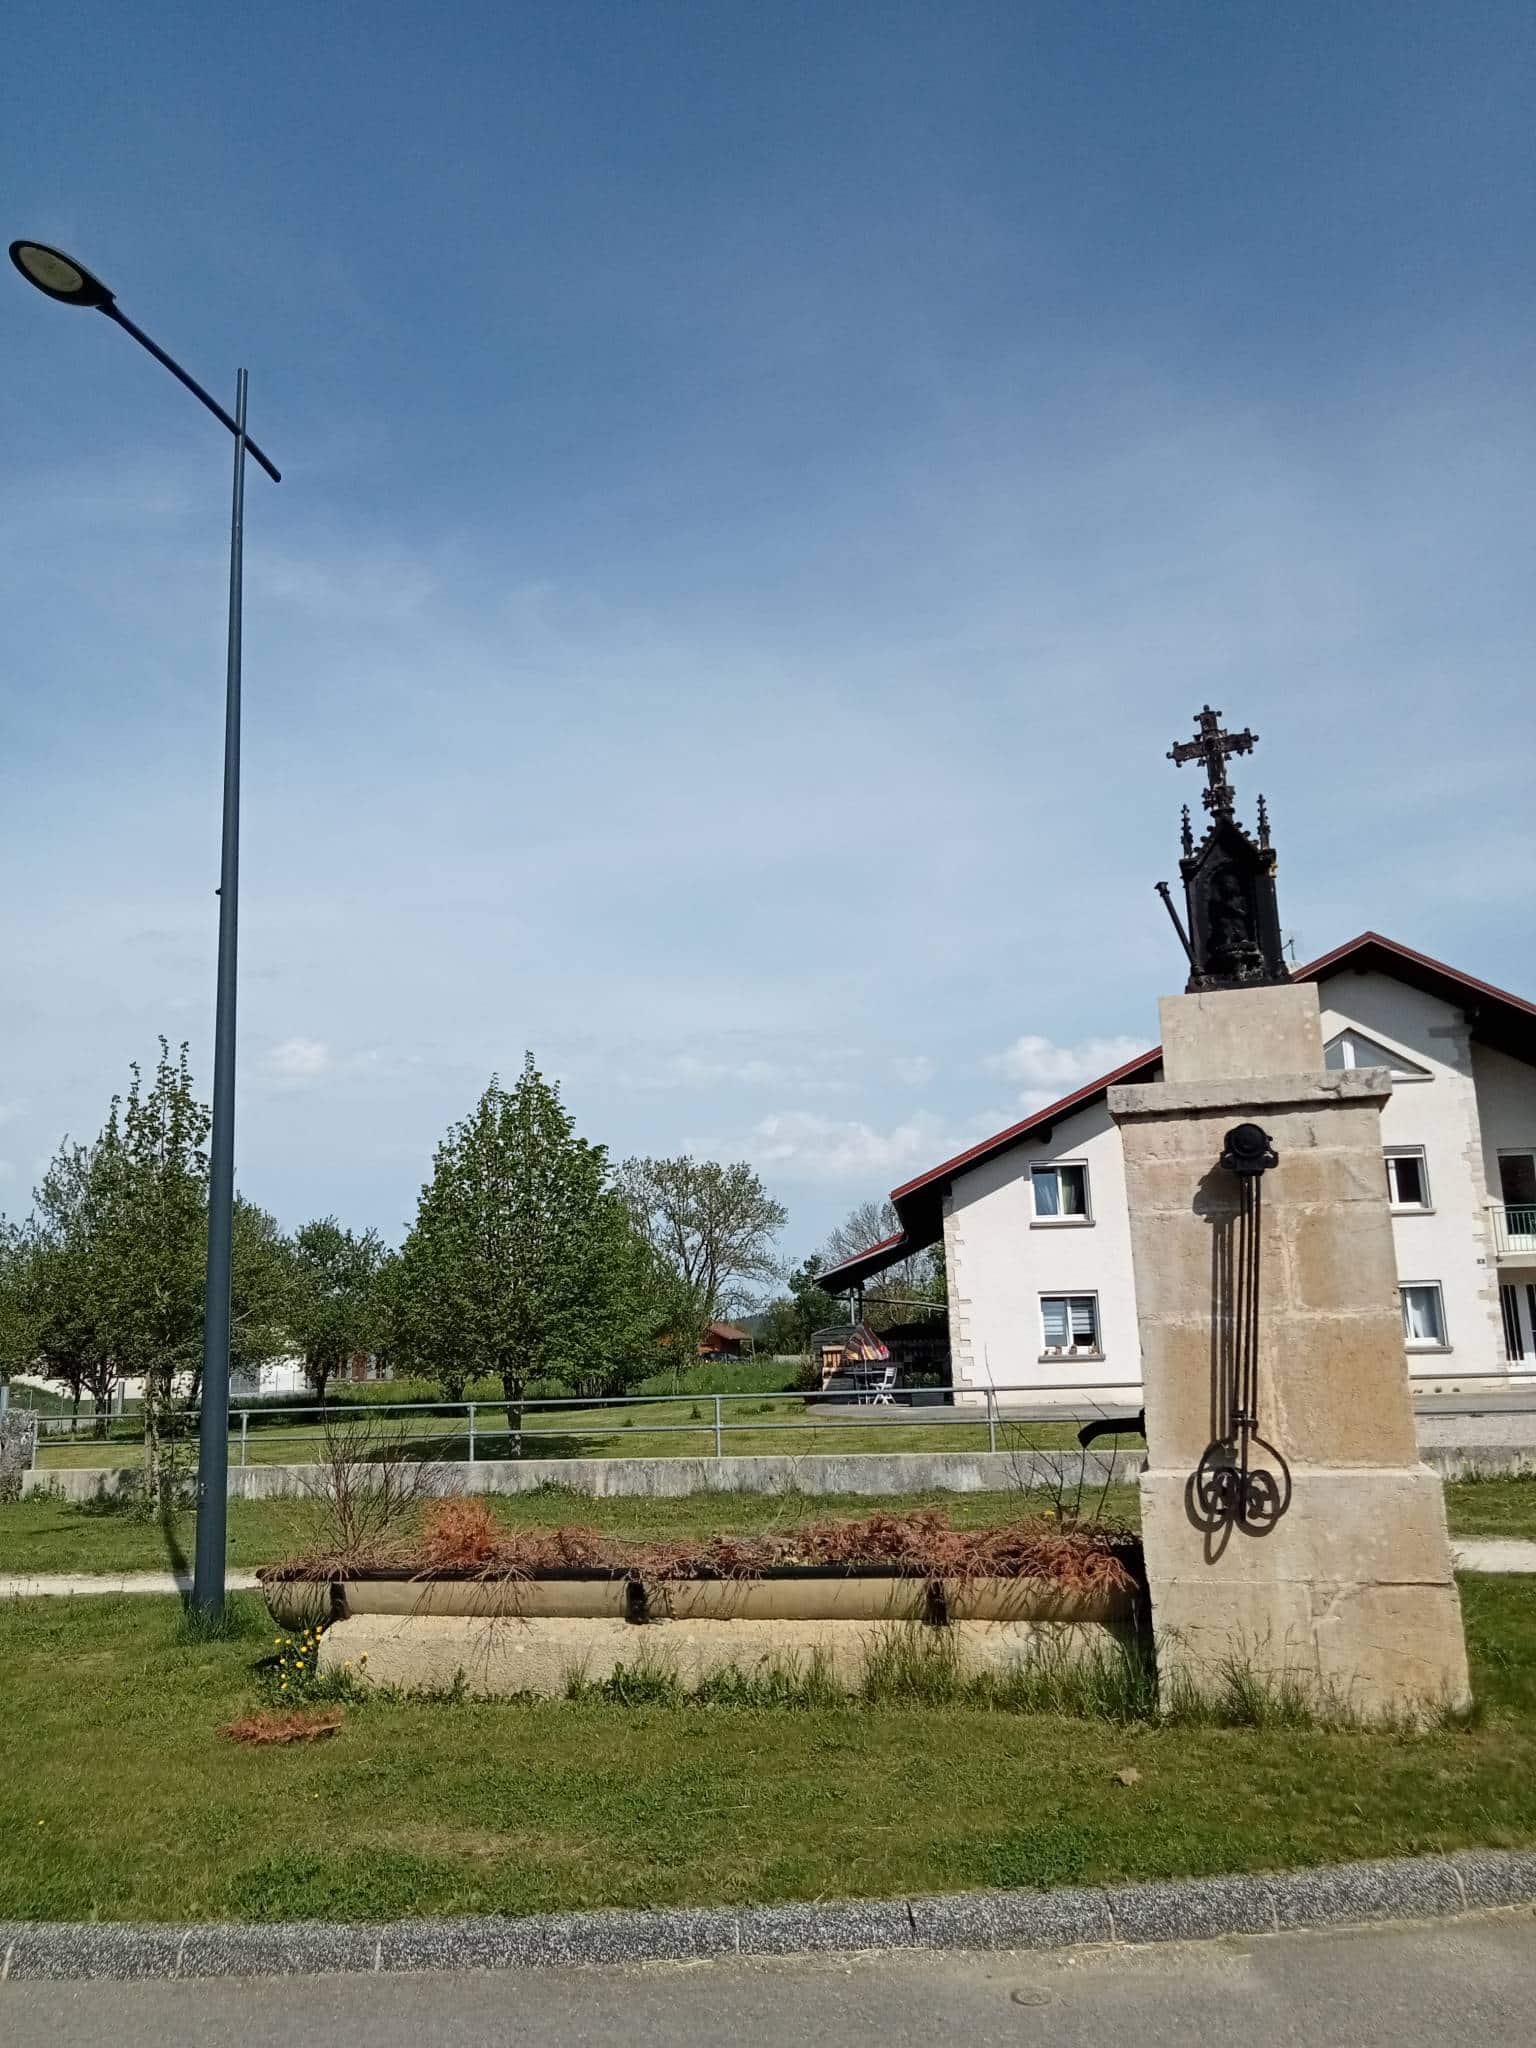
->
9, 239, 115, 310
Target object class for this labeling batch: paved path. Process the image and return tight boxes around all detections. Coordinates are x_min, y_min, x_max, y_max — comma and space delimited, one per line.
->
1448, 1538, 1536, 1572
0, 1572, 264, 1599
4, 1912, 1535, 2047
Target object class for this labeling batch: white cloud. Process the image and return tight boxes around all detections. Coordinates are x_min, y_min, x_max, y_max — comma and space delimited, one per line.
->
263, 1037, 333, 1083
983, 1032, 1146, 1114
627, 1046, 860, 1094
890, 1054, 935, 1086
744, 1109, 954, 1183
253, 544, 440, 626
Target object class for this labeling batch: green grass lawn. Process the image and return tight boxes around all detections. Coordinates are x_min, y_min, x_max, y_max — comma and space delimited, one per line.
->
1439, 1474, 1536, 1538
33, 1401, 1116, 1470
4, 1475, 1533, 1578
0, 1575, 1532, 1923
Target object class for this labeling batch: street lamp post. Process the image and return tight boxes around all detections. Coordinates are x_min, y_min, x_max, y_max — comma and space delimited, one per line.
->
10, 238, 281, 1618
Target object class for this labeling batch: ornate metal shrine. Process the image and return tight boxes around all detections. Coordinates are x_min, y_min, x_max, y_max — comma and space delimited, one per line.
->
1156, 706, 1288, 993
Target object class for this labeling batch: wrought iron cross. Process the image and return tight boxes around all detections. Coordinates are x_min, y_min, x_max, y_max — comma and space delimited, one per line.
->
1167, 705, 1257, 819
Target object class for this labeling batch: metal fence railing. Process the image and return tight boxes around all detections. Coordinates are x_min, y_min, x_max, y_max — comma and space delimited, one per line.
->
13, 1363, 1536, 1472
16, 1380, 1156, 1470
1491, 1203, 1536, 1257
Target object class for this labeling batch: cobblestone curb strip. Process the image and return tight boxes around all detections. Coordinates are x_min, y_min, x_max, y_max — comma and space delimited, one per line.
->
3, 1851, 1536, 1982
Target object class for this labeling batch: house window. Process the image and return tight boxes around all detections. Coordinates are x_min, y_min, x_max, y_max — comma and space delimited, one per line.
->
1031, 1163, 1090, 1222
1499, 1153, 1536, 1210
1385, 1148, 1430, 1211
1401, 1282, 1448, 1350
1041, 1293, 1100, 1356
1323, 1029, 1431, 1081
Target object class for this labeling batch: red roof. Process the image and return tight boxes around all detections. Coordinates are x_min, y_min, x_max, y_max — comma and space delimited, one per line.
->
819, 931, 1536, 1289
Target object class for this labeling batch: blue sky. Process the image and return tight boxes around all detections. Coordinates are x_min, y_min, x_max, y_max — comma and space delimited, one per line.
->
3, 1, 1533, 1268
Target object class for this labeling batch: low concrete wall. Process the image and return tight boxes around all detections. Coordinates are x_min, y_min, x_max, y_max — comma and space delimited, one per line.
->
22, 1441, 1536, 1504
24, 1447, 1137, 1503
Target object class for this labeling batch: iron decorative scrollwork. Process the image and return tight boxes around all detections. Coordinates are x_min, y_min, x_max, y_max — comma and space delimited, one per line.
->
1190, 1123, 1292, 1537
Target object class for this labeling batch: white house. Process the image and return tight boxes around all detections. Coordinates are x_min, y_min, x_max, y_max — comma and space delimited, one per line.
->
820, 933, 1536, 1408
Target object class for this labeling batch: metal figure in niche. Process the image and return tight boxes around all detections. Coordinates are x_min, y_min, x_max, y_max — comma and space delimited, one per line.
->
1189, 1123, 1293, 1540
1156, 706, 1289, 993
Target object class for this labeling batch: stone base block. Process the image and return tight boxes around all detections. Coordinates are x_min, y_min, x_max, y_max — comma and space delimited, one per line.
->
1158, 985, 1324, 1084
317, 1613, 1130, 1698
1140, 1464, 1471, 1722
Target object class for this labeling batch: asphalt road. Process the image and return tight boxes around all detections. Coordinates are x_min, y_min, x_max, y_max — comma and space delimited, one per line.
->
6, 1913, 1536, 2048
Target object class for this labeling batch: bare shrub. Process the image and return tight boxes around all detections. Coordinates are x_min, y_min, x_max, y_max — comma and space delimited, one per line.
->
268, 1504, 1140, 1597
1004, 1439, 1123, 1528
419, 1496, 503, 1569
302, 1411, 448, 1567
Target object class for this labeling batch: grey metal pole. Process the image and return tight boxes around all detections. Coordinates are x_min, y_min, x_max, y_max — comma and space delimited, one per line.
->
191, 368, 247, 1618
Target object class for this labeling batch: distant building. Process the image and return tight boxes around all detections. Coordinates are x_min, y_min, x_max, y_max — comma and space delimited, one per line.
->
698, 1321, 749, 1359
818, 933, 1536, 1406
229, 1351, 390, 1401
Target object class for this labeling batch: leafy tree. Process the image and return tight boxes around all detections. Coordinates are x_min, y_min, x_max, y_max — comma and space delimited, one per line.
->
229, 1197, 297, 1392
21, 1137, 122, 1428
18, 1043, 293, 1491
617, 1156, 786, 1362
786, 1255, 846, 1349
559, 1191, 677, 1399
392, 1056, 663, 1432
90, 1042, 212, 1491
0, 1217, 37, 1387
750, 1294, 803, 1358
287, 1216, 385, 1399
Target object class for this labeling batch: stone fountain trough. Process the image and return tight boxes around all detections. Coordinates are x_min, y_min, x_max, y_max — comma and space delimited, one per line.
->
261, 1564, 1141, 1697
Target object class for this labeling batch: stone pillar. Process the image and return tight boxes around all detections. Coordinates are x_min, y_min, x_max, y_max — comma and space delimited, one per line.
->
1108, 984, 1470, 1722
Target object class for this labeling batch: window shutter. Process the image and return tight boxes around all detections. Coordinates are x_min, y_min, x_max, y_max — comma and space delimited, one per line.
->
1041, 1297, 1069, 1347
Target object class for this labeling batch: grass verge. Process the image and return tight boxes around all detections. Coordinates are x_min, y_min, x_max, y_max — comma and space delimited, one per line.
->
0, 1483, 1139, 1576
4, 1475, 1533, 1577
0, 1575, 1532, 1923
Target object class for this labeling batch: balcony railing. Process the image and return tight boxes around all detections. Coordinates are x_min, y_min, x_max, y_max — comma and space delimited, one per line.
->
1491, 1203, 1536, 1258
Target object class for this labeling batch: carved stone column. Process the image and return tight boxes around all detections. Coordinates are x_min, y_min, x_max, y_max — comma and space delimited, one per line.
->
1109, 983, 1470, 1722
